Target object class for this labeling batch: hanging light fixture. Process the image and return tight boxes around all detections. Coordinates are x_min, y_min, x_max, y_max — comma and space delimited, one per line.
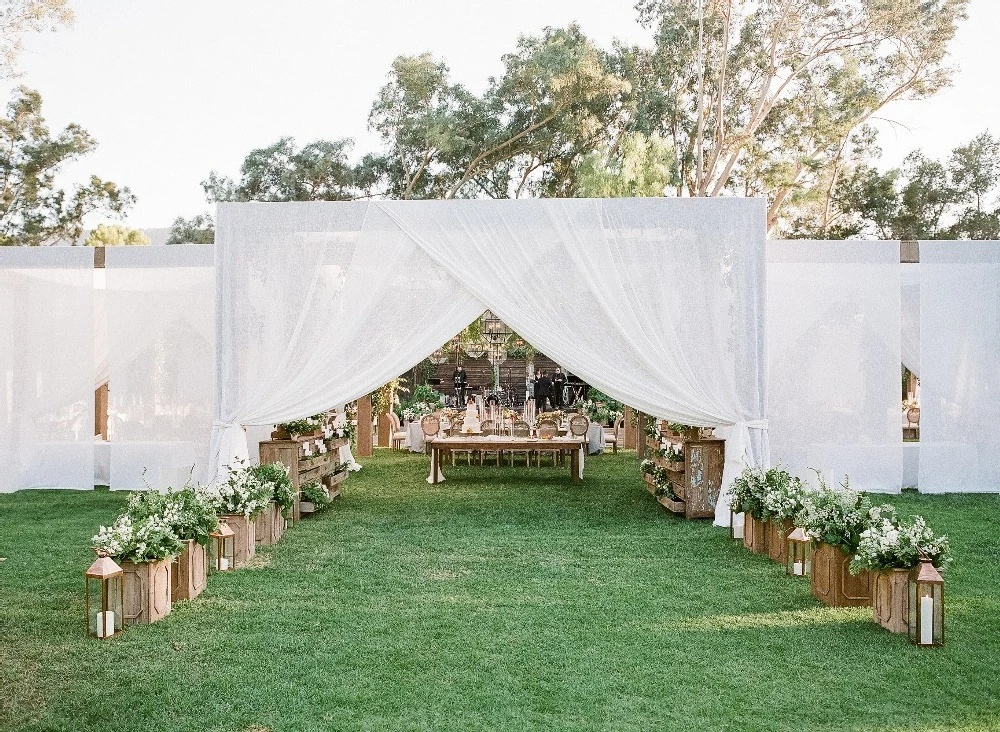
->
428, 348, 448, 365
463, 338, 488, 359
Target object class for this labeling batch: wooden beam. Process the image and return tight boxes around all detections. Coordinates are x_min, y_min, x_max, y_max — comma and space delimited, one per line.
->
623, 406, 638, 451
356, 395, 373, 457
94, 383, 108, 440
93, 246, 105, 269
900, 240, 919, 263
636, 413, 647, 460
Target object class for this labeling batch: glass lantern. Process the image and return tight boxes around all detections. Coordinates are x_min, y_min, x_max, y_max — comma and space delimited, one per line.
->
786, 527, 812, 577
729, 510, 745, 540
85, 551, 124, 639
908, 556, 944, 647
210, 521, 236, 572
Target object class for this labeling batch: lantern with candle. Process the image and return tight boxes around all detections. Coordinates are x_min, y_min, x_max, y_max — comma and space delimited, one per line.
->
210, 521, 236, 572
786, 526, 812, 577
729, 509, 745, 540
908, 556, 944, 647
85, 550, 124, 639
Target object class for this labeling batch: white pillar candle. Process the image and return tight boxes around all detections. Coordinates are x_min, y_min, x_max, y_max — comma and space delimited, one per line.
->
793, 561, 803, 576
733, 513, 745, 539
219, 557, 230, 571
96, 610, 115, 637
920, 595, 934, 644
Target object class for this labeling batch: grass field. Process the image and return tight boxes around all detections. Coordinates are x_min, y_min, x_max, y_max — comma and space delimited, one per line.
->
1, 450, 998, 732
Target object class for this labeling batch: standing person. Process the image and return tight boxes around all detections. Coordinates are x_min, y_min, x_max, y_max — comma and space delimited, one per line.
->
536, 370, 553, 412
551, 367, 567, 409
452, 364, 468, 406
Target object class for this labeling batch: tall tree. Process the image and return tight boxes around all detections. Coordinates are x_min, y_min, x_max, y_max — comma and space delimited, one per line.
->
84, 224, 149, 246
624, 0, 968, 232
0, 0, 73, 77
166, 212, 215, 245
0, 86, 134, 246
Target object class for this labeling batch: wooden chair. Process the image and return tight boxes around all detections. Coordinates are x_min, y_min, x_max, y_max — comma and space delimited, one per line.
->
604, 416, 624, 455
568, 413, 590, 463
479, 420, 502, 466
509, 420, 532, 466
389, 411, 407, 451
420, 414, 440, 455
535, 419, 561, 467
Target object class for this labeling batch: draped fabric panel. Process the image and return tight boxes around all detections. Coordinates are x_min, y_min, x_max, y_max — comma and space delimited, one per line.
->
901, 263, 920, 376
767, 241, 902, 493
0, 247, 94, 491
918, 241, 1000, 493
212, 199, 769, 527
106, 246, 215, 489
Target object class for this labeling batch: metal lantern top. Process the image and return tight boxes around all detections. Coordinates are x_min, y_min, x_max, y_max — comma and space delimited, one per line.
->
85, 550, 122, 579
463, 338, 488, 359
481, 311, 512, 345
912, 556, 944, 585
787, 527, 810, 544
428, 348, 448, 365
211, 522, 236, 540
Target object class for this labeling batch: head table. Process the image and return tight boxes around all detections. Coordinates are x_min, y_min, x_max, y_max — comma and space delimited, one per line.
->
427, 435, 586, 485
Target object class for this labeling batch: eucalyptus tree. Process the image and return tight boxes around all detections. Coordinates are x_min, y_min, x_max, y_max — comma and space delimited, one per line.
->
0, 0, 73, 77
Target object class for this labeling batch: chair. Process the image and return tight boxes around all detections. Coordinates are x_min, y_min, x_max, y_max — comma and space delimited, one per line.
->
389, 411, 407, 451
568, 413, 590, 463
509, 420, 532, 466
420, 414, 440, 456
479, 420, 502, 466
535, 419, 561, 467
604, 416, 624, 455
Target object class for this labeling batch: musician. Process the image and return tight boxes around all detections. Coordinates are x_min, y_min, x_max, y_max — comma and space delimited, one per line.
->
452, 365, 468, 405
552, 367, 567, 409
535, 370, 553, 412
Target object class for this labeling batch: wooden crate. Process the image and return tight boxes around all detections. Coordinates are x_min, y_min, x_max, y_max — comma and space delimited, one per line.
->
220, 514, 256, 569
811, 542, 873, 607
254, 502, 286, 546
657, 495, 686, 513
873, 568, 910, 633
260, 438, 348, 522
121, 557, 172, 626
767, 518, 793, 565
664, 440, 725, 520
171, 540, 207, 602
743, 514, 768, 554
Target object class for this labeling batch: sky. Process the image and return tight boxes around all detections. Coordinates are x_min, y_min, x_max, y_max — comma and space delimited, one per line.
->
3, 0, 998, 229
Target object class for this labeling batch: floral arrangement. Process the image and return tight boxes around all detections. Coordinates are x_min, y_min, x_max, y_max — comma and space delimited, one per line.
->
641, 460, 680, 500
282, 417, 320, 437
728, 466, 802, 522
202, 460, 273, 518
92, 513, 184, 564
402, 400, 437, 422
849, 506, 951, 574
643, 416, 660, 439
536, 410, 565, 424
299, 480, 331, 509
250, 462, 295, 517
125, 485, 219, 547
657, 443, 684, 463
580, 399, 622, 425
794, 473, 874, 554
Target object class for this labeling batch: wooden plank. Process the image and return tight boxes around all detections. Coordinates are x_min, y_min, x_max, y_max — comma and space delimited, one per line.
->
356, 395, 373, 457
900, 240, 919, 263
623, 406, 638, 450
94, 383, 109, 440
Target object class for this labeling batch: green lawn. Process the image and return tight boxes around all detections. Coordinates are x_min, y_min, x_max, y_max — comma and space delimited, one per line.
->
1, 451, 998, 732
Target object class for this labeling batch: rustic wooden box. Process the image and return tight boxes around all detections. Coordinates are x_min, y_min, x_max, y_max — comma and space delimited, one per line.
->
121, 557, 172, 625
260, 438, 347, 523
219, 514, 256, 569
171, 540, 207, 602
742, 514, 768, 554
254, 502, 286, 546
767, 519, 793, 565
811, 542, 873, 607
873, 568, 909, 633
657, 495, 686, 513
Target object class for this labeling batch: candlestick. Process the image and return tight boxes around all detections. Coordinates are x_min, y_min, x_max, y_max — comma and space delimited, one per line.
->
732, 514, 745, 539
793, 561, 803, 576
920, 594, 934, 644
219, 557, 230, 571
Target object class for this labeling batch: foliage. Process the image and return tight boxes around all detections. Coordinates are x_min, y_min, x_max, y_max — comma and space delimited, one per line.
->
849, 505, 951, 574
298, 480, 331, 509
250, 462, 295, 517
580, 389, 623, 425
657, 443, 684, 463
166, 212, 215, 245
0, 86, 134, 246
282, 417, 319, 437
728, 466, 802, 522
84, 224, 149, 247
398, 383, 445, 420
575, 131, 677, 197
124, 485, 219, 547
202, 460, 273, 518
795, 473, 872, 554
91, 513, 183, 564
371, 378, 407, 416
0, 0, 73, 78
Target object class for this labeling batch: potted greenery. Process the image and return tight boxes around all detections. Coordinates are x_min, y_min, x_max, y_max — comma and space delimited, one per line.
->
201, 461, 272, 568
796, 475, 879, 607
850, 507, 951, 632
92, 514, 184, 625
298, 480, 332, 515
249, 462, 294, 545
729, 466, 798, 555
759, 470, 810, 565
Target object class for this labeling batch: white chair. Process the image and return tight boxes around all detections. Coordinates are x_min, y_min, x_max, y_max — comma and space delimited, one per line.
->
389, 411, 407, 451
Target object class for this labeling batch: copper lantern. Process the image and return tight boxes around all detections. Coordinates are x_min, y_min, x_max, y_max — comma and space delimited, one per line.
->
908, 556, 944, 647
786, 527, 812, 577
85, 551, 124, 639
210, 521, 236, 572
729, 510, 745, 540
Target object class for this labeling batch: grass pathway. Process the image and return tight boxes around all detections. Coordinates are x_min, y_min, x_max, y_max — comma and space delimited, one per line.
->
1, 451, 998, 731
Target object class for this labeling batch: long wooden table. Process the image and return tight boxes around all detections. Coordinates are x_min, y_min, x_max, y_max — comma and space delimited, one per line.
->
428, 436, 586, 484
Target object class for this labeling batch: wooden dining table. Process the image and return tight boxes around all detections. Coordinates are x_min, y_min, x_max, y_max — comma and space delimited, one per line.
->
427, 435, 586, 485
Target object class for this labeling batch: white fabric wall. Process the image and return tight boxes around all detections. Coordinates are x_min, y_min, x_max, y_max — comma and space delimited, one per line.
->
106, 246, 215, 489
0, 248, 95, 491
211, 199, 769, 525
918, 241, 1000, 493
901, 263, 920, 377
767, 241, 902, 492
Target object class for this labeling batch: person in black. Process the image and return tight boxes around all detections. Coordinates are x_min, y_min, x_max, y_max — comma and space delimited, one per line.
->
452, 365, 468, 406
551, 367, 566, 409
535, 370, 553, 412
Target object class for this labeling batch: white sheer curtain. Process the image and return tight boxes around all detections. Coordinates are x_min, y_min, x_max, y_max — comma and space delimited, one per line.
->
767, 241, 902, 493
212, 199, 769, 527
901, 263, 920, 376
376, 198, 768, 524
918, 241, 1000, 493
0, 247, 94, 491
106, 246, 215, 489
210, 202, 485, 473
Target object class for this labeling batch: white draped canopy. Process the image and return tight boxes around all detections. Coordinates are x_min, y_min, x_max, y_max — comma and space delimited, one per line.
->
210, 198, 770, 521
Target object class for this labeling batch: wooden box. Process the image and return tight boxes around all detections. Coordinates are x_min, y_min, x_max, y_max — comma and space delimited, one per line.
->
220, 514, 256, 569
171, 540, 207, 602
254, 502, 286, 546
767, 518, 793, 565
873, 568, 909, 633
742, 514, 768, 554
260, 438, 347, 522
811, 542, 873, 607
121, 557, 172, 626
657, 495, 686, 513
